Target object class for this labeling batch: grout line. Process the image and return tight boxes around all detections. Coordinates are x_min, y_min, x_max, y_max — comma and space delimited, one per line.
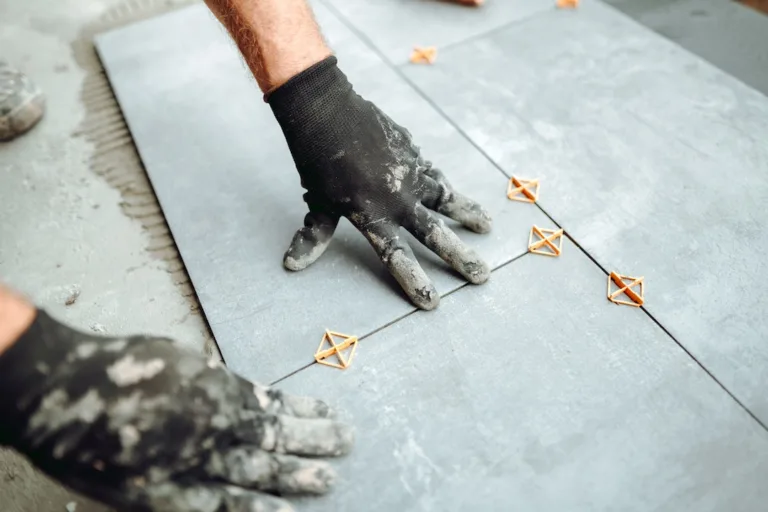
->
562, 230, 768, 431
300, 1, 768, 433
270, 250, 531, 386
319, 0, 550, 66
264, 4, 549, 387
433, 8, 550, 55
321, 0, 768, 431
318, 0, 526, 187
270, 362, 314, 386
269, 305, 419, 386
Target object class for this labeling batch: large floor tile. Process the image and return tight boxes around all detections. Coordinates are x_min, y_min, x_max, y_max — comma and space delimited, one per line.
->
401, 0, 768, 422
318, 0, 553, 65
605, 0, 768, 96
279, 243, 768, 512
94, 3, 549, 383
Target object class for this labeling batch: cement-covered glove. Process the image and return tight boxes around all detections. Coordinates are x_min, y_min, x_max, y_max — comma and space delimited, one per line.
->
267, 56, 493, 310
0, 311, 354, 512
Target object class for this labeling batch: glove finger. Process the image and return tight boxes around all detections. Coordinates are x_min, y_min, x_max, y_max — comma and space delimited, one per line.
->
404, 203, 490, 285
351, 217, 439, 310
283, 211, 340, 271
234, 412, 355, 457
419, 168, 492, 234
206, 447, 336, 495
140, 482, 295, 512
236, 376, 336, 419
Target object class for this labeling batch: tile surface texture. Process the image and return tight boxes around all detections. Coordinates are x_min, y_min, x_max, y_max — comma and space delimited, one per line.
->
6, 0, 768, 510
95, 3, 550, 384
318, 0, 553, 65
605, 0, 768, 96
401, 1, 768, 422
279, 248, 768, 512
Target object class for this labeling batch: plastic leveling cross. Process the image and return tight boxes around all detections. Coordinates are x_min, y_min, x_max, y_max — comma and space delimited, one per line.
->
507, 176, 540, 203
556, 0, 579, 8
528, 225, 564, 257
410, 46, 437, 64
607, 272, 644, 307
314, 330, 359, 370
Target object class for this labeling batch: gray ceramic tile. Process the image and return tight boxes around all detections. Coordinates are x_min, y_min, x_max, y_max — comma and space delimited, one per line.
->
319, 0, 553, 65
279, 244, 768, 512
95, 3, 549, 383
604, 0, 768, 96
401, 0, 768, 422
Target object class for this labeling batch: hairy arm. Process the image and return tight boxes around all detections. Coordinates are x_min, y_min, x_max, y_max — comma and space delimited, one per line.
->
204, 0, 332, 93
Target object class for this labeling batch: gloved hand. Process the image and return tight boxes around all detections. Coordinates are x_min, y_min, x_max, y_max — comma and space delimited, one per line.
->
267, 56, 493, 310
0, 311, 354, 512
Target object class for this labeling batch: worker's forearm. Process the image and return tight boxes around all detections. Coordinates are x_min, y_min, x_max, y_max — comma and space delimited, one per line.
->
204, 0, 332, 93
0, 284, 35, 356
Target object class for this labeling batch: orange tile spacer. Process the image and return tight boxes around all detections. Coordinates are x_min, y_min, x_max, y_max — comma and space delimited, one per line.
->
528, 225, 564, 257
507, 176, 540, 203
607, 272, 644, 307
314, 329, 358, 370
556, 0, 579, 8
410, 46, 437, 64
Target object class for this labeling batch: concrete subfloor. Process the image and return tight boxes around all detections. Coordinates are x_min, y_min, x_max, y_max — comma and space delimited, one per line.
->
0, 0, 766, 510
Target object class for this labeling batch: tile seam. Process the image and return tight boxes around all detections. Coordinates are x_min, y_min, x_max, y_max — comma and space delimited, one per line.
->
313, 0, 768, 432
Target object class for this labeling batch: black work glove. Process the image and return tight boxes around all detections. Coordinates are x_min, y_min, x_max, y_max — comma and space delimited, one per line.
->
268, 56, 493, 310
0, 311, 354, 512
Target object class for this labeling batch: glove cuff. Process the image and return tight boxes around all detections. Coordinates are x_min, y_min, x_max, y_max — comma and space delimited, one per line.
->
266, 55, 354, 134
265, 55, 346, 103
